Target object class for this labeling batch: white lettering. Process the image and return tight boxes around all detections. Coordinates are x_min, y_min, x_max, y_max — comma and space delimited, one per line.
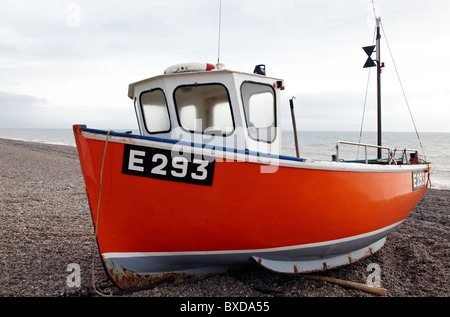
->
191, 159, 208, 180
171, 156, 188, 178
123, 145, 214, 185
151, 154, 168, 175
180, 301, 214, 314
412, 171, 425, 190
128, 150, 145, 172
224, 301, 269, 312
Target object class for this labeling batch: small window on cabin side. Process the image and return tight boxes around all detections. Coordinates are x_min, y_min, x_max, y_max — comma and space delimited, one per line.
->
174, 84, 234, 135
241, 82, 276, 143
140, 89, 171, 133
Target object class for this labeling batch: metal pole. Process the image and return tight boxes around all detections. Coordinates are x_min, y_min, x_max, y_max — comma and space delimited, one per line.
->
290, 97, 300, 158
376, 17, 382, 159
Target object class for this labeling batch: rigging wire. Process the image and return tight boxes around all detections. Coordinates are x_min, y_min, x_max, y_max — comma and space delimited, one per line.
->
359, 8, 427, 162
357, 24, 377, 158
380, 23, 428, 161
359, 24, 377, 142
358, 69, 371, 143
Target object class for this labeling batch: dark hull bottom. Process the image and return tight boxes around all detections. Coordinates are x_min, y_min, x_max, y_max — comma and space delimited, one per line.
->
101, 222, 396, 289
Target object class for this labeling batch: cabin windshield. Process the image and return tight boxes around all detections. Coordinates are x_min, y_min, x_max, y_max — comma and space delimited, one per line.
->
140, 89, 171, 134
241, 81, 276, 143
174, 83, 234, 135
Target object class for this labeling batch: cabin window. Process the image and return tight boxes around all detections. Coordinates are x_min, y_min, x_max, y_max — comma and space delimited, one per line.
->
140, 89, 171, 133
174, 84, 234, 135
241, 82, 276, 143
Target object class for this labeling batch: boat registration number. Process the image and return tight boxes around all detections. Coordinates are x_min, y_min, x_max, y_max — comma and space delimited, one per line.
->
122, 144, 215, 186
412, 171, 425, 191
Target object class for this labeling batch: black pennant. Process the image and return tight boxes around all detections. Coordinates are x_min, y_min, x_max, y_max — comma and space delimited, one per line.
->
363, 45, 376, 68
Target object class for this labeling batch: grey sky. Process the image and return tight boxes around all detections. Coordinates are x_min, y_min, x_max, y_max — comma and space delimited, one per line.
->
0, 0, 449, 132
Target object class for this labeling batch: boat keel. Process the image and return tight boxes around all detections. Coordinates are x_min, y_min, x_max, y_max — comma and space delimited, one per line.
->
252, 237, 386, 274
102, 256, 247, 290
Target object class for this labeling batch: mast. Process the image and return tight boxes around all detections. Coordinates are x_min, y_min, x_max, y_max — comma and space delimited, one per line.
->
376, 17, 382, 159
363, 17, 384, 160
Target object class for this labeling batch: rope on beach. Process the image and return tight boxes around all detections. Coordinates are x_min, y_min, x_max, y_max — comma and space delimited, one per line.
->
91, 130, 114, 297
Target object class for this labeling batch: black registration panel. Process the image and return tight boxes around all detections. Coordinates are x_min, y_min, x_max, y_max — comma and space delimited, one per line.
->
412, 171, 425, 191
122, 144, 215, 186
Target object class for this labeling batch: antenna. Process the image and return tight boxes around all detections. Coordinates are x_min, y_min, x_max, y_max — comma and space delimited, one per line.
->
371, 0, 377, 20
217, 0, 222, 65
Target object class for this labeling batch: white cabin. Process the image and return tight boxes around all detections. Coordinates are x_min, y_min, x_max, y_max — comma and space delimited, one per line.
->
128, 64, 285, 155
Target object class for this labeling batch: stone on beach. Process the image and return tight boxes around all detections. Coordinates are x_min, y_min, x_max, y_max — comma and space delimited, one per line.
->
0, 138, 448, 297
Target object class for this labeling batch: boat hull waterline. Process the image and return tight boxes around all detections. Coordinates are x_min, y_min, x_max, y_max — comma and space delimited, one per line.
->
73, 125, 429, 289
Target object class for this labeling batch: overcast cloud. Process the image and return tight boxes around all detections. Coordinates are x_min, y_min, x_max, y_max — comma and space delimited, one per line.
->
0, 0, 449, 132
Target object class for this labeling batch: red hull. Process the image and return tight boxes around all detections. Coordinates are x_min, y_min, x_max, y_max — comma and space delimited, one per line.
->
73, 125, 429, 288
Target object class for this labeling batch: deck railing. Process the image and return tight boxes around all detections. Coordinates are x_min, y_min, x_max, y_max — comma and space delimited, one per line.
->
334, 141, 419, 165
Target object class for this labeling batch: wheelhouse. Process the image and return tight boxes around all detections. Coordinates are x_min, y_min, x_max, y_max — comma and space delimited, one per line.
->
128, 67, 285, 156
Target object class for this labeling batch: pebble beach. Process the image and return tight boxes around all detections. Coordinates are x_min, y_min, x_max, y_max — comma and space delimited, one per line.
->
0, 137, 448, 298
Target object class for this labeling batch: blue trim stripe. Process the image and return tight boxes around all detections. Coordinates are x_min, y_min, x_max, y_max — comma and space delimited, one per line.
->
81, 127, 304, 163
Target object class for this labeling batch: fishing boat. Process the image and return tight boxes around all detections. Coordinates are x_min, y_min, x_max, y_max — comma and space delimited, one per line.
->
73, 18, 430, 290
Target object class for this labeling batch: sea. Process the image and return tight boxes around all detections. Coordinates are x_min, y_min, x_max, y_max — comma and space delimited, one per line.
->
0, 128, 448, 190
